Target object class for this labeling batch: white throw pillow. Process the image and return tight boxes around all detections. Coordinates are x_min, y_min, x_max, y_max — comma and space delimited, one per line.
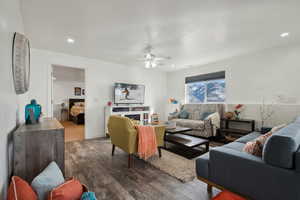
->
205, 112, 221, 128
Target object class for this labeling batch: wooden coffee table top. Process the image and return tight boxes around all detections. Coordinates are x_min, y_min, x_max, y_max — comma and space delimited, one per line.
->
165, 126, 192, 134
165, 133, 209, 148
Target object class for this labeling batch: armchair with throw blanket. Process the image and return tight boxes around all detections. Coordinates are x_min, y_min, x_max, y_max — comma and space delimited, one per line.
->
108, 115, 166, 168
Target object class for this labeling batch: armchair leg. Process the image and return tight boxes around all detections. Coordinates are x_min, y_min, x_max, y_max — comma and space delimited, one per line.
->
158, 147, 162, 158
112, 144, 115, 156
207, 184, 212, 193
128, 154, 133, 168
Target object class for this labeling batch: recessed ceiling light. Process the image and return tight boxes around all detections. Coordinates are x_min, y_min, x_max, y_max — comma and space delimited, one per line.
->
67, 37, 75, 43
280, 32, 289, 38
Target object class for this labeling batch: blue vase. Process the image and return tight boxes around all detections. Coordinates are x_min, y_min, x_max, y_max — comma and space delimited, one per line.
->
25, 99, 42, 124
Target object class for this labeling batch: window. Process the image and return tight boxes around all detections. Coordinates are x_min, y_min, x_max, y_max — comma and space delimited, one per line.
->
185, 71, 225, 103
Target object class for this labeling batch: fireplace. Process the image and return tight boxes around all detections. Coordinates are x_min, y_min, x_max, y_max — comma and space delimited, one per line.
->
125, 114, 141, 121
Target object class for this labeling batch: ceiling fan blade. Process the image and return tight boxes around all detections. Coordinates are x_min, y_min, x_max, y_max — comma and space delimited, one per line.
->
154, 57, 170, 61
156, 55, 171, 60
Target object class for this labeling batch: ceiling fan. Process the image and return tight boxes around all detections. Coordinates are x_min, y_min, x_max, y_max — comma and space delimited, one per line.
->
138, 45, 171, 69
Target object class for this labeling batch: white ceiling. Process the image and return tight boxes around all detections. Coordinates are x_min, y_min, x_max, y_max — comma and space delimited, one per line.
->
21, 0, 300, 71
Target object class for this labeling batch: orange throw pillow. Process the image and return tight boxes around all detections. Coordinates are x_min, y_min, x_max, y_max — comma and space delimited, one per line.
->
7, 176, 38, 200
213, 190, 246, 200
48, 178, 83, 200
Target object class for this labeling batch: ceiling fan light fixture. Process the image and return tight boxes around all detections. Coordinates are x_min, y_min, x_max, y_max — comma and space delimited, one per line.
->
146, 53, 152, 60
145, 61, 151, 68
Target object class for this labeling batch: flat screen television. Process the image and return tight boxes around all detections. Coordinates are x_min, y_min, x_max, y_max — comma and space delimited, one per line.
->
114, 83, 145, 104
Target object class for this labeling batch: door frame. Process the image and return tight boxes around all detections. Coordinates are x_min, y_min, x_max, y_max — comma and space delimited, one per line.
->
48, 64, 86, 118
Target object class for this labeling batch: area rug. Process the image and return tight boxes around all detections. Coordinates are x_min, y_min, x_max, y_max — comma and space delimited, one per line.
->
66, 138, 210, 184
148, 149, 196, 183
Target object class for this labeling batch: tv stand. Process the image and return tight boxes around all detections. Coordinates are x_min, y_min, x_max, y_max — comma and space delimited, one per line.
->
104, 105, 150, 135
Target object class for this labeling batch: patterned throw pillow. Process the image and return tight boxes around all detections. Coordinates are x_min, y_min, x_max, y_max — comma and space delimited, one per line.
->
256, 131, 273, 146
256, 124, 286, 146
243, 124, 286, 157
243, 140, 262, 157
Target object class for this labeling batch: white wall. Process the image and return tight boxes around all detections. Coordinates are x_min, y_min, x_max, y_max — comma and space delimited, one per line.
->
0, 0, 27, 198
53, 81, 85, 105
53, 65, 85, 82
167, 44, 300, 128
28, 49, 167, 138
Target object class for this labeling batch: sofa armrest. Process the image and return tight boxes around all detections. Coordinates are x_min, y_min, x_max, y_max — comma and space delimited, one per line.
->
209, 147, 300, 200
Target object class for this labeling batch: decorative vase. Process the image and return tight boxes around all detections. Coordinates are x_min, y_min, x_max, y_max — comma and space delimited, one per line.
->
25, 99, 42, 124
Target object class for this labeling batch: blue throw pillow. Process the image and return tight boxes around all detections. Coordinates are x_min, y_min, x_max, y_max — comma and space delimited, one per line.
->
178, 110, 189, 119
31, 161, 65, 200
200, 112, 214, 120
81, 192, 97, 200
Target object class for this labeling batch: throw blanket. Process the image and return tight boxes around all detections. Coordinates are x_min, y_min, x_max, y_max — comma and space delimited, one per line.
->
136, 125, 157, 160
207, 112, 221, 136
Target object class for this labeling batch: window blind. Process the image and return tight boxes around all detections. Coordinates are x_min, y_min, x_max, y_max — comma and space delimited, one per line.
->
185, 71, 225, 84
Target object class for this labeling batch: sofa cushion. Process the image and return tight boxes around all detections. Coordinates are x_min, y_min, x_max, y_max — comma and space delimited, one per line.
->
181, 104, 225, 120
172, 118, 204, 130
235, 132, 261, 144
195, 152, 210, 179
223, 142, 245, 152
263, 122, 300, 169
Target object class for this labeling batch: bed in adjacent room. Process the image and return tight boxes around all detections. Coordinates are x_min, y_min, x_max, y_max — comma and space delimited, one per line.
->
69, 98, 85, 124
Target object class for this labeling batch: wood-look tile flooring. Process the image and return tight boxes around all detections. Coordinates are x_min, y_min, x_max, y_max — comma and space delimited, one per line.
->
61, 121, 85, 142
65, 139, 220, 200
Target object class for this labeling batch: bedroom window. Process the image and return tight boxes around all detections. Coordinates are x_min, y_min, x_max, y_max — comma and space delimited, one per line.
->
185, 71, 225, 103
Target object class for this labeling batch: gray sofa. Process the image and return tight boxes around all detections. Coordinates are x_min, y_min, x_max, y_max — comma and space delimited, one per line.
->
196, 118, 300, 200
169, 104, 225, 138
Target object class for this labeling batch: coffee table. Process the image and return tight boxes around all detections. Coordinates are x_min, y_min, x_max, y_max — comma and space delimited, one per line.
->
164, 126, 209, 153
165, 126, 192, 134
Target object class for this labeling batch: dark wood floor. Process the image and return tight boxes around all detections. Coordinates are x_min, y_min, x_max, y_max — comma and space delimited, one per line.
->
65, 139, 220, 200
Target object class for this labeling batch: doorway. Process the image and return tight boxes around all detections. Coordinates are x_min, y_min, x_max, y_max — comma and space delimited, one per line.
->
51, 65, 85, 142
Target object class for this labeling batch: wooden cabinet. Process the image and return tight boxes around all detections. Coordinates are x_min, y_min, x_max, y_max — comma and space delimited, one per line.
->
13, 118, 65, 182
